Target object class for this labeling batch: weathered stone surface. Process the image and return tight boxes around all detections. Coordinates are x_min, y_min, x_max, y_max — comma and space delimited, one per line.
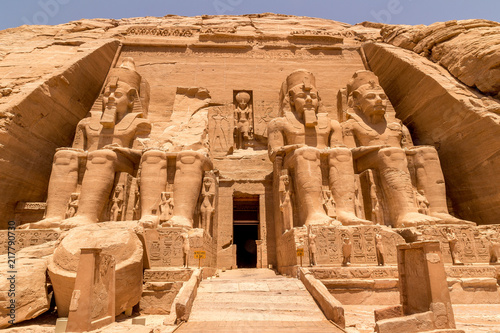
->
47, 222, 143, 317
0, 241, 56, 328
0, 38, 120, 228
0, 12, 500, 332
380, 19, 500, 97
364, 42, 500, 225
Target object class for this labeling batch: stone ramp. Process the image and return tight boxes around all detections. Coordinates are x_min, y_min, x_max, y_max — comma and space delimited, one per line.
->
176, 268, 344, 333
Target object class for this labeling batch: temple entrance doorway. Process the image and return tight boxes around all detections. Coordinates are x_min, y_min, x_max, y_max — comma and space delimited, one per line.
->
233, 196, 259, 268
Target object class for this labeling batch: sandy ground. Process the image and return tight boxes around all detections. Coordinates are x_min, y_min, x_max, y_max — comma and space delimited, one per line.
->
344, 304, 500, 333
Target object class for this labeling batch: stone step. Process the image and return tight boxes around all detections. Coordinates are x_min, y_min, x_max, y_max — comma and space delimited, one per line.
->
176, 320, 344, 333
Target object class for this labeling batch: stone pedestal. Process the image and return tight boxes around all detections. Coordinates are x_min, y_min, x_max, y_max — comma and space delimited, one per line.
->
66, 248, 115, 333
144, 227, 215, 268
375, 241, 464, 333
48, 222, 143, 317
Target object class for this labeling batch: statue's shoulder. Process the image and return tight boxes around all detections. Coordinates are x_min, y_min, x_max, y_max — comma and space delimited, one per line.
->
268, 116, 287, 130
77, 112, 96, 126
341, 117, 357, 129
317, 113, 331, 129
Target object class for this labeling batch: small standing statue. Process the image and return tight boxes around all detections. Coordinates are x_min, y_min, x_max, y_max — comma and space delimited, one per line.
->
279, 173, 293, 231
446, 228, 463, 265
489, 236, 500, 264
370, 183, 382, 225
200, 177, 215, 233
159, 192, 174, 223
416, 190, 430, 215
234, 91, 253, 150
322, 189, 337, 218
65, 193, 80, 219
375, 232, 385, 266
110, 186, 124, 222
181, 233, 190, 268
308, 229, 317, 266
132, 188, 141, 220
342, 236, 352, 266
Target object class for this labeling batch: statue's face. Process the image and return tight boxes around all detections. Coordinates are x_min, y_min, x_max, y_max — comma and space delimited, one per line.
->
282, 175, 289, 185
239, 101, 248, 109
103, 83, 133, 115
290, 86, 319, 115
355, 87, 388, 117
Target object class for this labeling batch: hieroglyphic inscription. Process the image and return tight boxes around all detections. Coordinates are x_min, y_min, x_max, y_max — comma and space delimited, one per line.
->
123, 48, 345, 61
200, 27, 237, 34
208, 104, 233, 156
312, 226, 402, 265
0, 230, 60, 254
418, 226, 492, 264
143, 269, 193, 282
145, 229, 184, 267
310, 266, 399, 280
445, 266, 496, 279
126, 27, 196, 37
15, 202, 47, 211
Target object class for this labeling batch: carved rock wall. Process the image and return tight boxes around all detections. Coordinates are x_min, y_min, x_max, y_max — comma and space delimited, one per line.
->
364, 42, 500, 225
0, 37, 119, 227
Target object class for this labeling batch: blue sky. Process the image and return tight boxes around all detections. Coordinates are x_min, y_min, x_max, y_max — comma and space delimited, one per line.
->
1, 0, 499, 31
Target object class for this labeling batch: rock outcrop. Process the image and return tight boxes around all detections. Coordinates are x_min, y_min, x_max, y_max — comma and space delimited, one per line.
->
379, 19, 500, 97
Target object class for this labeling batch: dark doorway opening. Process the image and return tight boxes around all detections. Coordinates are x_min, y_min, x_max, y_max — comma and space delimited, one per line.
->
233, 196, 259, 268
234, 224, 258, 268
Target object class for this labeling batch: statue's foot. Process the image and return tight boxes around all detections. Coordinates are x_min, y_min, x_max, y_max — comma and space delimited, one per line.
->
18, 217, 62, 229
338, 212, 373, 226
140, 215, 159, 229
165, 215, 193, 229
395, 212, 442, 228
306, 212, 340, 227
430, 212, 476, 226
59, 216, 95, 230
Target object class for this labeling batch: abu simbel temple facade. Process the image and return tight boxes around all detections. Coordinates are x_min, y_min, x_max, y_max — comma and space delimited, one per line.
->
1, 13, 500, 333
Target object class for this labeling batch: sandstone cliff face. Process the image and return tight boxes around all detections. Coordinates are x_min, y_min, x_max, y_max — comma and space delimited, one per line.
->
0, 24, 119, 226
364, 42, 500, 224
0, 14, 499, 226
379, 19, 500, 98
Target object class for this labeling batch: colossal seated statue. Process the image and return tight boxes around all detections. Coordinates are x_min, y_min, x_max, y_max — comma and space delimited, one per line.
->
138, 87, 214, 229
342, 70, 475, 227
268, 70, 372, 227
139, 149, 213, 229
23, 58, 151, 229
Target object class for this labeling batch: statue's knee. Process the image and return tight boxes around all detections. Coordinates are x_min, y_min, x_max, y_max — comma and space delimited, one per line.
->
141, 150, 166, 164
88, 150, 117, 165
378, 147, 406, 161
294, 147, 320, 162
177, 150, 206, 166
415, 146, 439, 161
328, 147, 352, 163
53, 149, 79, 166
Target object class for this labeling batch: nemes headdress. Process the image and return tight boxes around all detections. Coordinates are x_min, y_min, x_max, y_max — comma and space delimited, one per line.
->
105, 57, 142, 93
101, 57, 150, 118
279, 69, 319, 115
347, 70, 381, 97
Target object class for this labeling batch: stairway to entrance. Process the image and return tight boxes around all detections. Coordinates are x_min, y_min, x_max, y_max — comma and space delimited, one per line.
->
175, 268, 345, 333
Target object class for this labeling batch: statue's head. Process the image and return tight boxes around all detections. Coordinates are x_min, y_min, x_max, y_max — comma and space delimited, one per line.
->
235, 91, 251, 109
280, 70, 320, 117
348, 71, 388, 119
204, 176, 213, 186
101, 58, 146, 126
